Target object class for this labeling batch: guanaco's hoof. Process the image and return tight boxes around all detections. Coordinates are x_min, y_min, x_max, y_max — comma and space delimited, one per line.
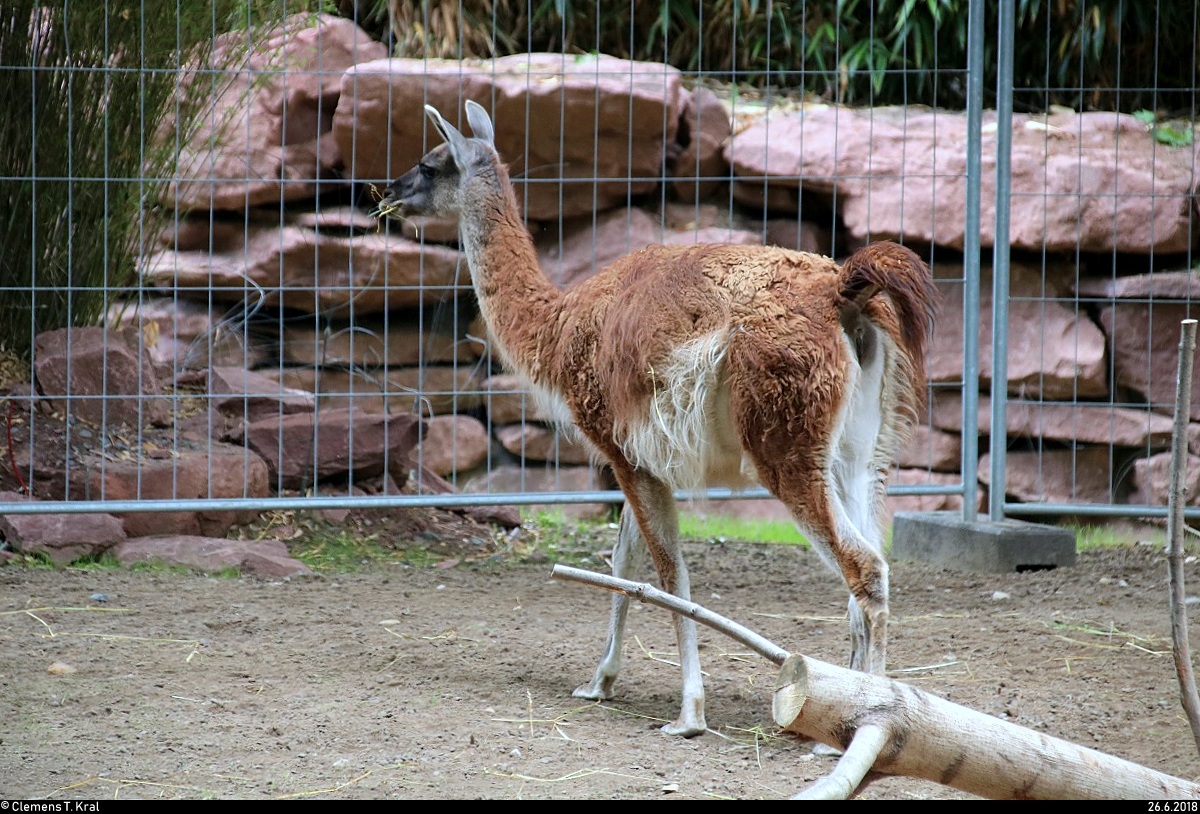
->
662, 717, 708, 738
812, 742, 844, 757
572, 682, 613, 702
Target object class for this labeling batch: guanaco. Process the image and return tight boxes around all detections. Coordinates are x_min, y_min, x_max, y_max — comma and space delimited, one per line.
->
379, 101, 938, 737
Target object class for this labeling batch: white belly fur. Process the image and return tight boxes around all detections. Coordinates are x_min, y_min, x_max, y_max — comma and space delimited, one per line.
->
617, 330, 754, 492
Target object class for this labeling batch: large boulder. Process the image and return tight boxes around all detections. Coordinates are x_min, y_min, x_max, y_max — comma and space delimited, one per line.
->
271, 365, 484, 416
672, 86, 732, 202
113, 536, 311, 577
928, 260, 1108, 399
232, 407, 422, 490
34, 327, 169, 427
207, 366, 316, 424
161, 13, 387, 212
886, 470, 971, 522
931, 393, 1200, 451
107, 297, 248, 373
0, 492, 126, 566
898, 425, 962, 472
281, 314, 485, 368
415, 415, 492, 477
406, 464, 522, 529
495, 423, 593, 465
483, 373, 548, 424
980, 448, 1120, 505
18, 436, 270, 538
141, 224, 463, 316
465, 462, 613, 521
1078, 270, 1200, 416
1132, 451, 1200, 506
334, 53, 684, 221
727, 105, 1198, 255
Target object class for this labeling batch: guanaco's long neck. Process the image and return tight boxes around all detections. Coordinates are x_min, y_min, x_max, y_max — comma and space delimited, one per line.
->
457, 161, 564, 386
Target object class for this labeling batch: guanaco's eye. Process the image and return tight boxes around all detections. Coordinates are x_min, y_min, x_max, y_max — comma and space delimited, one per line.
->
418, 163, 435, 180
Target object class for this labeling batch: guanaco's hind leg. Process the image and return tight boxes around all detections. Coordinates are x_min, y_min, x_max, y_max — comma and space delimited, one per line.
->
779, 478, 890, 676
847, 470, 891, 675
831, 466, 890, 675
577, 469, 706, 737
844, 551, 889, 675
829, 516, 889, 676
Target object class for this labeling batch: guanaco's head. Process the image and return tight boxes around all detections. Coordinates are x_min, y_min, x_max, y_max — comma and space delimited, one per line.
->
376, 100, 498, 219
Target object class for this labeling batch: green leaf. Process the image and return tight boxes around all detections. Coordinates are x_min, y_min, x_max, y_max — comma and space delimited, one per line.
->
1152, 124, 1195, 148
1132, 109, 1157, 127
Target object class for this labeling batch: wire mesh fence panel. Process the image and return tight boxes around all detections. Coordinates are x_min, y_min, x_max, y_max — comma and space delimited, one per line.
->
988, 0, 1200, 521
4, 0, 1074, 542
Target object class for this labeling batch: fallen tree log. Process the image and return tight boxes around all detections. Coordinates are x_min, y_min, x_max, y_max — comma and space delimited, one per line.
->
772, 652, 1198, 799
552, 563, 1200, 800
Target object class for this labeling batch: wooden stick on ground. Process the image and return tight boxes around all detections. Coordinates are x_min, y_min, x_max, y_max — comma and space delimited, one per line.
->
1168, 318, 1200, 757
552, 563, 1200, 799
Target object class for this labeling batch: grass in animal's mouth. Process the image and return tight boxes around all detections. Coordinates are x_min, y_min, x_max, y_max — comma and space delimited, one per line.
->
371, 200, 405, 220
366, 182, 405, 221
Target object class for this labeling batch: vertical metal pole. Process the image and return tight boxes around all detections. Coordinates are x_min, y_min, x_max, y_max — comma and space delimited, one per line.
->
989, 0, 1015, 522
960, 0, 985, 522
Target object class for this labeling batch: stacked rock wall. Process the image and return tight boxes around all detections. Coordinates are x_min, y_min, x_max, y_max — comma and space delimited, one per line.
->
120, 13, 1200, 522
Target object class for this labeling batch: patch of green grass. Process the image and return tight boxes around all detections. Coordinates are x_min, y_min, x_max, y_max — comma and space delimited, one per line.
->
522, 507, 618, 528
66, 551, 120, 571
1068, 522, 1167, 552
129, 560, 242, 579
9, 550, 58, 569
288, 525, 405, 572
517, 511, 620, 567
679, 512, 808, 546
522, 507, 809, 548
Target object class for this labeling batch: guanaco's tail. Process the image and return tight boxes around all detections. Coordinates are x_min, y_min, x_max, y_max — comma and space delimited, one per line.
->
838, 241, 940, 387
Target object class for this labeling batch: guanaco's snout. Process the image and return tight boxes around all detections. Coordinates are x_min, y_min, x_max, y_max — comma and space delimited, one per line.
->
371, 174, 414, 221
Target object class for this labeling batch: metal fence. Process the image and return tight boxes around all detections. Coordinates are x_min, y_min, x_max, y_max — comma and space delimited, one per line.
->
987, 1, 1199, 523
1, 0, 1196, 531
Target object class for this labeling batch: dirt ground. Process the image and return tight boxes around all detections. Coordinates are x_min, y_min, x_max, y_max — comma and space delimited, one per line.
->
3, 516, 1200, 800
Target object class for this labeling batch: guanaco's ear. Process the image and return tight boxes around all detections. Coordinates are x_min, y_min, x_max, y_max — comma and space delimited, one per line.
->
424, 104, 470, 169
464, 100, 495, 147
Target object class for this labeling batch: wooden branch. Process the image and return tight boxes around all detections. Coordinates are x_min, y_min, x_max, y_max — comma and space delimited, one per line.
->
791, 723, 887, 800
1168, 318, 1200, 756
550, 564, 790, 665
552, 563, 1200, 800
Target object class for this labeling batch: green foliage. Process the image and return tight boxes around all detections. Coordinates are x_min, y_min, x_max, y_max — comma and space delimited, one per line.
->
383, 1, 1196, 113
1133, 109, 1195, 148
0, 2, 302, 361
8, 550, 58, 569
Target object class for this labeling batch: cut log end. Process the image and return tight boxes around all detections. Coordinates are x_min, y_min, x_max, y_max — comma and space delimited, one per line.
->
773, 654, 809, 726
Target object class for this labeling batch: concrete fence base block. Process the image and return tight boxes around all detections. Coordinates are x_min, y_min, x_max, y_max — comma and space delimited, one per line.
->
891, 511, 1077, 573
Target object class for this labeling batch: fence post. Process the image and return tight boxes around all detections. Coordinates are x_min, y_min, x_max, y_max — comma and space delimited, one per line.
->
960, 0, 986, 523
988, 0, 1015, 522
